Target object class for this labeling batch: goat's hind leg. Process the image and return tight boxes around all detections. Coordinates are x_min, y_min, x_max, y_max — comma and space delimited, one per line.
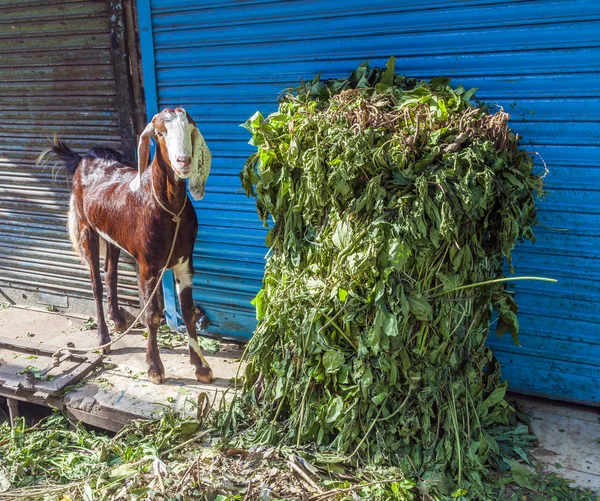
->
173, 258, 214, 383
103, 242, 127, 333
79, 226, 111, 352
140, 266, 165, 384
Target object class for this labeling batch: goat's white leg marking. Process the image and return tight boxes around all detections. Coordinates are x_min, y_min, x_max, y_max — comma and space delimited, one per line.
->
188, 336, 209, 365
96, 229, 129, 255
173, 257, 209, 368
98, 236, 107, 258
172, 257, 193, 294
68, 195, 81, 258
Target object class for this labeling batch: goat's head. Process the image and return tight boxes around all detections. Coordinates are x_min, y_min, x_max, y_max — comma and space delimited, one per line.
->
130, 107, 211, 200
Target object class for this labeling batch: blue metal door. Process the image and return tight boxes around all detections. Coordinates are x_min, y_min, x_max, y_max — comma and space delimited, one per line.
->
138, 0, 600, 403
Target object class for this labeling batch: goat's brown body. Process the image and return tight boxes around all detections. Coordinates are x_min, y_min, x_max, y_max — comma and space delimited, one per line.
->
72, 147, 197, 268
65, 146, 211, 384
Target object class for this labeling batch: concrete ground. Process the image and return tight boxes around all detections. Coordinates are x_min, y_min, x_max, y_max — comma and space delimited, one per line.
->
0, 306, 598, 492
512, 394, 600, 493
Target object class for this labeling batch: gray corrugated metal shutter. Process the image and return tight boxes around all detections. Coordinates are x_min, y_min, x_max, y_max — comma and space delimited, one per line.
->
0, 0, 139, 312
139, 0, 600, 404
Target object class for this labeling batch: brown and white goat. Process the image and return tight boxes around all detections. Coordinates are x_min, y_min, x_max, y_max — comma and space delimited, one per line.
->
40, 108, 213, 384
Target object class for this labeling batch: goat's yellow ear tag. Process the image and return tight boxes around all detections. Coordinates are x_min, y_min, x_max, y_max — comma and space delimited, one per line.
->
189, 127, 211, 201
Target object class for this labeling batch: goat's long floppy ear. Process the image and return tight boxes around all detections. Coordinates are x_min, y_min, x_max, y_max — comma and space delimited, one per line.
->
189, 126, 211, 201
130, 121, 154, 191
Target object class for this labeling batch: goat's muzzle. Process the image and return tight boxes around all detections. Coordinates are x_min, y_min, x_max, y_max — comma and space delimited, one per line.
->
177, 155, 192, 166
174, 155, 192, 178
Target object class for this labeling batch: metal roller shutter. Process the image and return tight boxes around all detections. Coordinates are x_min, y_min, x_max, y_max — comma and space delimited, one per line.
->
139, 0, 600, 404
0, 0, 139, 313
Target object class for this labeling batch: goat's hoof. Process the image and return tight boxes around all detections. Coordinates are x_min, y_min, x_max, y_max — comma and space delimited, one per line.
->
195, 366, 214, 384
148, 367, 165, 385
99, 334, 111, 354
112, 321, 127, 334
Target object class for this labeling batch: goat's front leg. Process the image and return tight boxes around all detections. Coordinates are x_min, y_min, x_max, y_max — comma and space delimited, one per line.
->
173, 258, 214, 383
103, 243, 127, 333
140, 266, 165, 384
79, 226, 111, 352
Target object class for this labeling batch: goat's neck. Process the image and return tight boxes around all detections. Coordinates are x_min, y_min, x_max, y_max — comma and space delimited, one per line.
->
151, 152, 187, 212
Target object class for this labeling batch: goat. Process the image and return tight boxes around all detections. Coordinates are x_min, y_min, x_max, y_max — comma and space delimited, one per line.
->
39, 108, 213, 384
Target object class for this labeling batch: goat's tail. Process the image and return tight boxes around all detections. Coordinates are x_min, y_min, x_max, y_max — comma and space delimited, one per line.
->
37, 134, 81, 177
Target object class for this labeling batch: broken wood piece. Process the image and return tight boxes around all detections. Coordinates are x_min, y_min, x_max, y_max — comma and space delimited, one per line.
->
288, 456, 324, 494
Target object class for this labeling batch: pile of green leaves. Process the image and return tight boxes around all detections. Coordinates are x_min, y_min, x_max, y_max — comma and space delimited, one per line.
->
0, 411, 200, 491
0, 411, 312, 501
234, 58, 548, 496
2, 410, 596, 501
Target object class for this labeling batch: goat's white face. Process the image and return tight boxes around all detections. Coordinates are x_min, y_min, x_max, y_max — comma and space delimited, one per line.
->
162, 109, 195, 179
132, 107, 211, 201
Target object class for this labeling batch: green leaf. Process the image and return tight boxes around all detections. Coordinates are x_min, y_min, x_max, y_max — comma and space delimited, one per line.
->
325, 396, 344, 423
510, 459, 537, 490
198, 337, 221, 355
178, 420, 199, 436
494, 292, 520, 345
337, 365, 349, 384
265, 226, 276, 248
408, 293, 433, 321
372, 392, 386, 405
481, 384, 507, 410
463, 87, 478, 101
108, 465, 138, 481
381, 310, 399, 337
338, 288, 348, 302
251, 289, 265, 320
376, 56, 396, 92
274, 377, 285, 399
323, 351, 345, 374
387, 238, 410, 270
332, 220, 352, 250
249, 111, 264, 128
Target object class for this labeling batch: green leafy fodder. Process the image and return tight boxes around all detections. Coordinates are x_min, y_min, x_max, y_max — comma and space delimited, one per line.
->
0, 411, 200, 491
234, 59, 546, 496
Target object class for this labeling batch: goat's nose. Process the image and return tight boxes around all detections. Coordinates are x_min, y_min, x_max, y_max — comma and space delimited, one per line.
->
177, 155, 192, 166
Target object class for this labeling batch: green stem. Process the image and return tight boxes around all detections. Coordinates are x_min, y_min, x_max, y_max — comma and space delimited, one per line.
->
348, 399, 387, 458
449, 383, 462, 485
435, 276, 557, 296
296, 376, 313, 447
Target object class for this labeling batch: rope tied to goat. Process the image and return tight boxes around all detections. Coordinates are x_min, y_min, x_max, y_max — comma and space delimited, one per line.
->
51, 184, 188, 367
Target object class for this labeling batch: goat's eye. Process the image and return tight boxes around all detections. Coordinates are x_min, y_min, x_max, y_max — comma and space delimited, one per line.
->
156, 132, 163, 138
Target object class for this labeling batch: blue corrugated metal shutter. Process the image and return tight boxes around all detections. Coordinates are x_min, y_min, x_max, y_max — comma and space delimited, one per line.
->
138, 0, 600, 403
